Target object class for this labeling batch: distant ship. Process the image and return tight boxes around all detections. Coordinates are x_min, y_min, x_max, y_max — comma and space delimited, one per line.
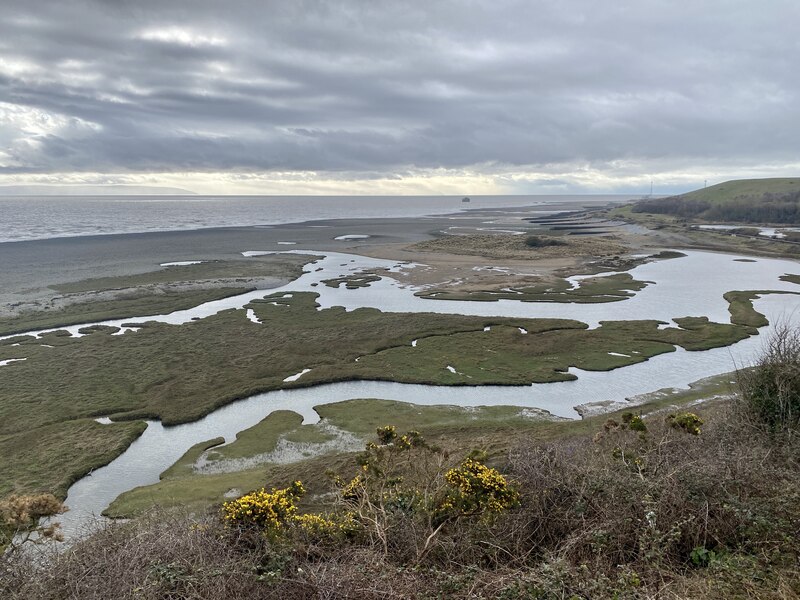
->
462, 197, 471, 203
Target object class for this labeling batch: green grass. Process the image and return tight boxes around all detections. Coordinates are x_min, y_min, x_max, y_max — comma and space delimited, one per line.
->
416, 273, 649, 303
780, 273, 800, 285
317, 399, 558, 435
723, 290, 800, 328
158, 437, 224, 481
0, 419, 147, 498
51, 256, 310, 294
675, 177, 800, 205
630, 178, 800, 225
204, 411, 305, 462
322, 272, 384, 289
0, 287, 253, 337
0, 255, 312, 337
351, 317, 754, 384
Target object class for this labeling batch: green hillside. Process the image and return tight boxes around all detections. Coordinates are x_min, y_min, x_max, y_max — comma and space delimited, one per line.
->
631, 177, 800, 224
677, 178, 800, 204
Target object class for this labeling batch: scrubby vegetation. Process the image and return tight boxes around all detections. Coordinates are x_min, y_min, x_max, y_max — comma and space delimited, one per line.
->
0, 493, 65, 554
737, 321, 800, 432
524, 235, 567, 248
409, 232, 628, 260
3, 390, 798, 598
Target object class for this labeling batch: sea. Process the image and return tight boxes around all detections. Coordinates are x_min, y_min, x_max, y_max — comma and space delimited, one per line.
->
0, 194, 633, 243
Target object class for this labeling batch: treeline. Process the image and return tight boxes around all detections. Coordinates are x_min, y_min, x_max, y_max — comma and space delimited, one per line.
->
632, 190, 800, 224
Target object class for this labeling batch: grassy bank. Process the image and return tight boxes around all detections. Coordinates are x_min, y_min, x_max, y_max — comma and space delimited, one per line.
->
0, 287, 253, 337
0, 254, 311, 337
631, 178, 800, 224
0, 419, 147, 499
107, 375, 735, 518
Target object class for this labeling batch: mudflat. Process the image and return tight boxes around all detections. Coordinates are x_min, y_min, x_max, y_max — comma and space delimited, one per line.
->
0, 199, 623, 308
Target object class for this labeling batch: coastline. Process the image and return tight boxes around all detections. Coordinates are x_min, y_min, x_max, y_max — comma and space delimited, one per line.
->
0, 199, 613, 307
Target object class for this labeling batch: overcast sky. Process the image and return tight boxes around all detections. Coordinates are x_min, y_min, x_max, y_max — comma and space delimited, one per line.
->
1, 0, 798, 194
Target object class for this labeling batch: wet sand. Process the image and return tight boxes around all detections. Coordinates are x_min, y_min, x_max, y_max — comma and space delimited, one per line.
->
0, 199, 627, 307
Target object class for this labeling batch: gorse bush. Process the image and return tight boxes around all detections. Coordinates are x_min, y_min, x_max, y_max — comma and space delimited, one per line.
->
441, 458, 519, 516
220, 426, 519, 565
337, 426, 519, 563
222, 481, 304, 530
0, 493, 65, 552
737, 322, 800, 432
222, 481, 347, 540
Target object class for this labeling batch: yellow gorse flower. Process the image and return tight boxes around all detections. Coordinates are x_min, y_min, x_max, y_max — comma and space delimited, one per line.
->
222, 480, 351, 537
222, 481, 305, 529
441, 458, 519, 515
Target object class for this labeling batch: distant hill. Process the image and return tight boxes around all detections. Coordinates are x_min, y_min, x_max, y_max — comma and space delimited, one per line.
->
631, 178, 800, 224
0, 185, 196, 196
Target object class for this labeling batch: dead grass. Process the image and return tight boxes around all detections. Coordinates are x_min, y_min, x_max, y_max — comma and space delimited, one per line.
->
3, 403, 798, 599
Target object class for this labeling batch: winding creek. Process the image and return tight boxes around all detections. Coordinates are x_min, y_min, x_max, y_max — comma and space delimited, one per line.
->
14, 249, 798, 538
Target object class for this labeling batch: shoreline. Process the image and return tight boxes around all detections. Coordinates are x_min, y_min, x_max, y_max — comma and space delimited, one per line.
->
0, 200, 616, 307
0, 195, 632, 246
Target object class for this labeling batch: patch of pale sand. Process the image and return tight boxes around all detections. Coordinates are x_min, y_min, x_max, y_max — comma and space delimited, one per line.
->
517, 407, 565, 420
283, 368, 311, 382
193, 422, 366, 474
354, 243, 585, 290
573, 373, 737, 419
0, 358, 26, 367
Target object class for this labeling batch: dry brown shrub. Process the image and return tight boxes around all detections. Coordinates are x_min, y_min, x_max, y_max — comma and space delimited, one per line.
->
737, 321, 800, 433
2, 406, 799, 599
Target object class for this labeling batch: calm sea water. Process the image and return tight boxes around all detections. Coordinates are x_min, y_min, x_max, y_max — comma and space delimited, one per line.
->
0, 194, 631, 243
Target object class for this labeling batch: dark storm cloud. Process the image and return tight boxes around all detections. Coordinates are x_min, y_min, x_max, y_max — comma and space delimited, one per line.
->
1, 0, 798, 177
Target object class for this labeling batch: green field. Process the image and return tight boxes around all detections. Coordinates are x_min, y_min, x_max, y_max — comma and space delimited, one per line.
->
672, 177, 800, 205
0, 255, 311, 337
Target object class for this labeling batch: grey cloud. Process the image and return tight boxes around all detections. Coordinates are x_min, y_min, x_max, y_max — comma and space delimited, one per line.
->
0, 0, 799, 180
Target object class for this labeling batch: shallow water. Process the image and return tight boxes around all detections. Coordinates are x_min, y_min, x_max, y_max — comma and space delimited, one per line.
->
696, 224, 800, 239
14, 248, 795, 538
7, 249, 798, 341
